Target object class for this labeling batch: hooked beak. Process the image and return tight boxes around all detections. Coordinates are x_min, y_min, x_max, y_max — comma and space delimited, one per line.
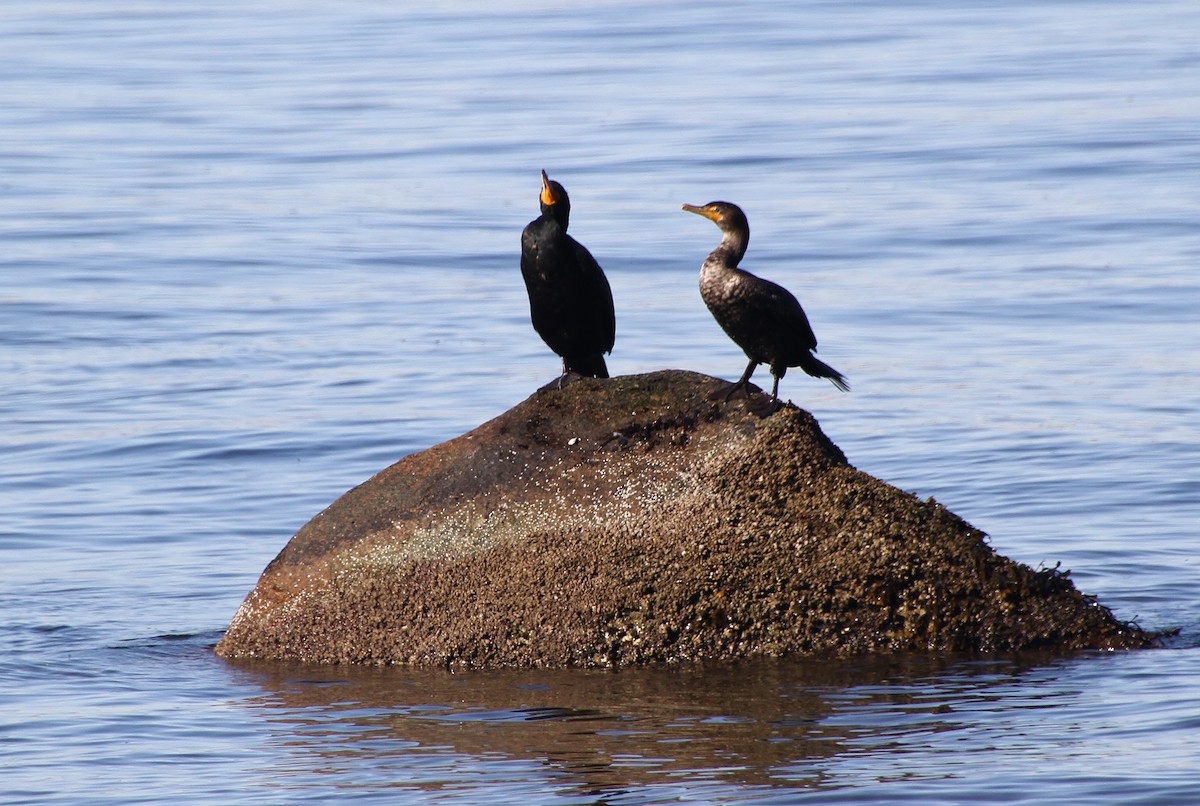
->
682, 203, 719, 222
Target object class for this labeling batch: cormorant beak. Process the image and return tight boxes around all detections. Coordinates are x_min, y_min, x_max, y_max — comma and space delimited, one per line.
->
540, 170, 556, 206
682, 203, 719, 222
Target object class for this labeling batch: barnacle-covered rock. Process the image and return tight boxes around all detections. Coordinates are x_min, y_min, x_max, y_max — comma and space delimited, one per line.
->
216, 370, 1150, 666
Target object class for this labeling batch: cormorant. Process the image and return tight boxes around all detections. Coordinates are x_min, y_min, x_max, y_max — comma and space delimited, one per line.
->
520, 171, 615, 379
682, 200, 848, 409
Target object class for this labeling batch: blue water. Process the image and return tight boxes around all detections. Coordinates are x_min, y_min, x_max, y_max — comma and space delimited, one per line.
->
3, 1, 1199, 803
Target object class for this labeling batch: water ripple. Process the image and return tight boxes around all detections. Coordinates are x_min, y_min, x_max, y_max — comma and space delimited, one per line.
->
3, 0, 1199, 803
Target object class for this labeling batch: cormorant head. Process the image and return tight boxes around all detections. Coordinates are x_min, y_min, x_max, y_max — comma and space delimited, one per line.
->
681, 201, 749, 237
539, 170, 571, 229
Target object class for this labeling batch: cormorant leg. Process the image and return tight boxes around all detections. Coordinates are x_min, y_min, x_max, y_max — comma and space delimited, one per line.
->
724, 359, 759, 401
741, 371, 784, 417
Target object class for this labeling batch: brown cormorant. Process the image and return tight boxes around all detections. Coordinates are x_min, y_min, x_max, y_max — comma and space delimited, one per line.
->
682, 200, 848, 408
520, 171, 615, 379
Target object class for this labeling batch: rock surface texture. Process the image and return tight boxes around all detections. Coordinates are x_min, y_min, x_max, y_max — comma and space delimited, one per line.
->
216, 370, 1150, 667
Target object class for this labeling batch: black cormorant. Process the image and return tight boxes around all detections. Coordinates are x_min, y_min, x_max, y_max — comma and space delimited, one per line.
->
520, 171, 615, 379
682, 200, 848, 409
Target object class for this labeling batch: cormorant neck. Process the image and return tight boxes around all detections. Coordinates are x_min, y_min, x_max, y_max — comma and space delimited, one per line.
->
541, 203, 569, 231
713, 226, 748, 268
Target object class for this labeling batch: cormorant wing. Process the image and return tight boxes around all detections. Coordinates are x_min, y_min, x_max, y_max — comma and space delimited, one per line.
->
569, 237, 616, 354
742, 271, 818, 353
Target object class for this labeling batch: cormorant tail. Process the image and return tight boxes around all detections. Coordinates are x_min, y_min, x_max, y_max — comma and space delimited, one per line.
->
565, 354, 609, 379
797, 353, 849, 391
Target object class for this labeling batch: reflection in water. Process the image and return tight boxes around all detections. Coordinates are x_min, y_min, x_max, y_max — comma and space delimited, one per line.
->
225, 654, 1075, 800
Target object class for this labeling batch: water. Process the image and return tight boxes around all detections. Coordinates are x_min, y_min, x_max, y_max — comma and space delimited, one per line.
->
3, 0, 1198, 802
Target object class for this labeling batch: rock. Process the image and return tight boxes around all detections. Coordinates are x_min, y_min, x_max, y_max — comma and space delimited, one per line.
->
215, 369, 1151, 667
